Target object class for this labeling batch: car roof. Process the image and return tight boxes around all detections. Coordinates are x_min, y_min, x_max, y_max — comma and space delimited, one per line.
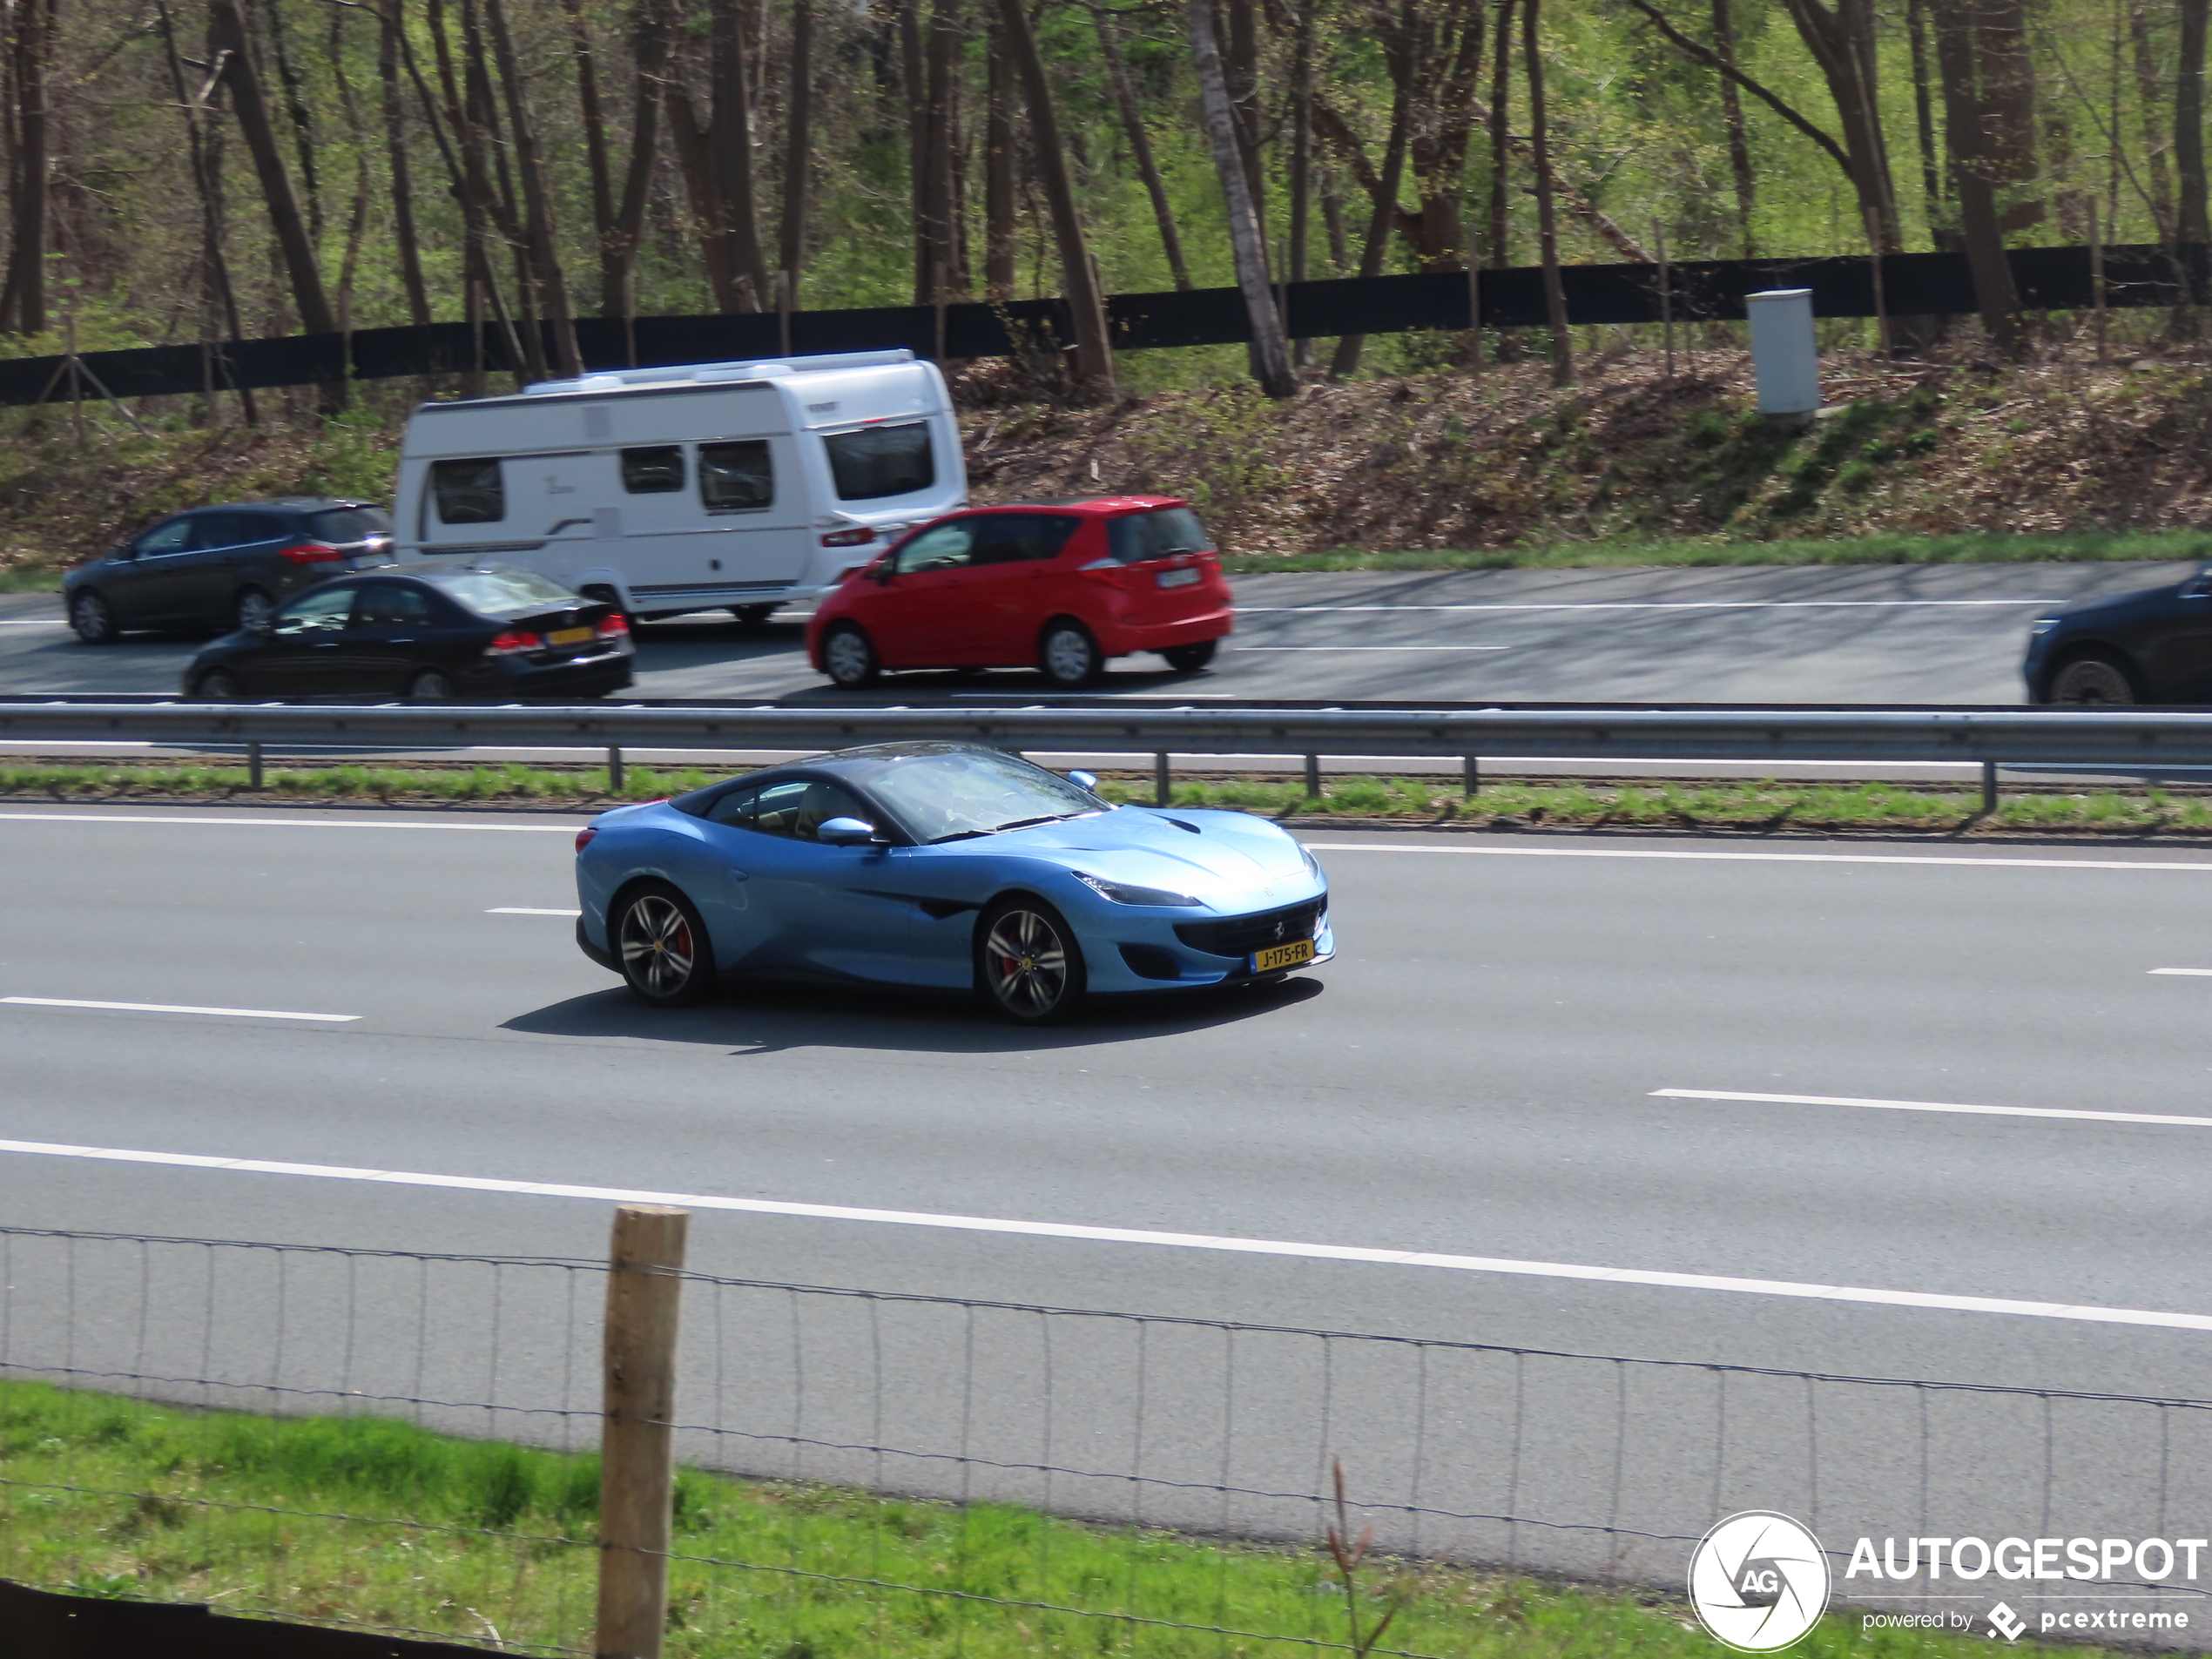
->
954, 496, 1187, 516
188, 497, 383, 513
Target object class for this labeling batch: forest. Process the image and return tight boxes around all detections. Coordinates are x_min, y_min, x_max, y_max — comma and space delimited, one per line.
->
0, 0, 2199, 397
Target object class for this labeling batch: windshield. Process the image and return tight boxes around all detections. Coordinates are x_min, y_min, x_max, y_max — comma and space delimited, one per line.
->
1106, 506, 1213, 563
429, 568, 581, 617
824, 422, 935, 501
863, 751, 1102, 843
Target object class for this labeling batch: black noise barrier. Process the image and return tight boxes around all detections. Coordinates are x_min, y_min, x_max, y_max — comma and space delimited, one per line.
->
0, 242, 2199, 410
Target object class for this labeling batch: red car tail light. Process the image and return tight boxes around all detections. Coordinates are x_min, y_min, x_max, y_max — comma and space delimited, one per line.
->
485, 629, 543, 656
574, 827, 598, 853
278, 542, 344, 564
820, 526, 876, 547
595, 613, 630, 638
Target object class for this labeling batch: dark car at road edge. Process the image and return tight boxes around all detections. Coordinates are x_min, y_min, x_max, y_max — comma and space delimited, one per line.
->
2025, 566, 2212, 705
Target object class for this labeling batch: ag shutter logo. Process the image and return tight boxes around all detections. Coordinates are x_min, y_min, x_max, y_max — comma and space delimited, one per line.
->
1688, 1511, 1832, 1652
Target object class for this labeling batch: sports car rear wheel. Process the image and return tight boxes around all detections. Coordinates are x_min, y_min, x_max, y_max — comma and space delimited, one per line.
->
616, 884, 713, 1007
977, 897, 1085, 1024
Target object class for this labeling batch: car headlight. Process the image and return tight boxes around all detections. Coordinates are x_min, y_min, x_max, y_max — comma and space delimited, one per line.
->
2029, 618, 2060, 635
1073, 871, 1203, 907
1300, 845, 1322, 878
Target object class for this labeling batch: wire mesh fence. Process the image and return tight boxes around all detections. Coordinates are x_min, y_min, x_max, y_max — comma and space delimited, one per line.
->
3, 1221, 2211, 1655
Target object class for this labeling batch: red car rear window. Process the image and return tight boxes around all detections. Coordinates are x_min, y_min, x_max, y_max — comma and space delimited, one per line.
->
1105, 507, 1213, 563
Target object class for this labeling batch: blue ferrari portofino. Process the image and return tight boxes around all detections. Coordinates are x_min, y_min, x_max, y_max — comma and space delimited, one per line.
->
573, 743, 1332, 1022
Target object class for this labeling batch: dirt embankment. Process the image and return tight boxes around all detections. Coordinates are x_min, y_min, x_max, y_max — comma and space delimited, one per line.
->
963, 346, 2212, 556
3, 346, 2210, 581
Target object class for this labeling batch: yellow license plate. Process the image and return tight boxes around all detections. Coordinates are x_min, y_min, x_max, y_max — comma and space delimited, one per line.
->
1251, 939, 1316, 973
549, 626, 593, 645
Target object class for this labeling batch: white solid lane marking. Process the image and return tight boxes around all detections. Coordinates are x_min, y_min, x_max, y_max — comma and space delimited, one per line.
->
1228, 644, 1512, 652
1, 997, 358, 1023
0, 619, 66, 626
0, 812, 577, 832
1303, 842, 2212, 873
1238, 599, 2055, 613
1654, 1087, 2212, 1131
0, 1136, 2206, 1332
488, 907, 583, 916
2148, 968, 2212, 977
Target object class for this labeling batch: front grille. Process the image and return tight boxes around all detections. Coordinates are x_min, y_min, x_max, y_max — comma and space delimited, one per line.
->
1175, 899, 1325, 959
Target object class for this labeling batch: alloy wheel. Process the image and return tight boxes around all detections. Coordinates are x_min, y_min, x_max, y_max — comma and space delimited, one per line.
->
408, 670, 456, 700
70, 591, 114, 644
982, 906, 1072, 1019
618, 893, 700, 1002
2050, 657, 2134, 705
196, 670, 243, 702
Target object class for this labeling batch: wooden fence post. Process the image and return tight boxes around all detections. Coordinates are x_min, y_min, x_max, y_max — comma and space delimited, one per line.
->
597, 1204, 689, 1659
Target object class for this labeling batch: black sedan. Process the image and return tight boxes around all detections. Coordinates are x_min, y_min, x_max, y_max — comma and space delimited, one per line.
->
2024, 568, 2212, 704
183, 564, 634, 701
66, 498, 392, 641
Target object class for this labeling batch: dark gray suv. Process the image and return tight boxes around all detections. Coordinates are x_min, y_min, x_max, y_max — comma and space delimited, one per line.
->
65, 498, 393, 643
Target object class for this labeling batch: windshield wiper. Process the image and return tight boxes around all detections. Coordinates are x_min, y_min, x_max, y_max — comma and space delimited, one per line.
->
927, 811, 1087, 845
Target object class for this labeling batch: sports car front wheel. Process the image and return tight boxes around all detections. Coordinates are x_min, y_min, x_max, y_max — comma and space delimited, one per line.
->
977, 897, 1086, 1024
616, 884, 713, 1007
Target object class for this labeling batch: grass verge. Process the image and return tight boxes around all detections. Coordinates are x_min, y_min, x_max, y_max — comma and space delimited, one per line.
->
1220, 529, 2212, 576
8, 759, 2212, 839
0, 1379, 2105, 1657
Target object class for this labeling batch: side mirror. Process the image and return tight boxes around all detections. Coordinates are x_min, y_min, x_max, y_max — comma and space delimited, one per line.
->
1068, 770, 1098, 791
817, 816, 880, 846
248, 617, 274, 637
111, 546, 137, 563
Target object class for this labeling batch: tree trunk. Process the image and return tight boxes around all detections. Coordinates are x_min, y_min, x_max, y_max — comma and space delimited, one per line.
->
1188, 0, 1290, 395
777, 0, 812, 311
604, 0, 665, 321
666, 82, 743, 311
1001, 0, 1113, 390
1484, 0, 1514, 266
379, 0, 433, 328
1906, 0, 1951, 246
899, 0, 927, 303
915, 0, 961, 301
559, 0, 617, 313
1288, 0, 1313, 339
1975, 0, 2040, 233
1710, 0, 1757, 255
207, 0, 337, 341
1932, 0, 2023, 354
2132, 0, 2175, 244
1224, 0, 1265, 247
1092, 2, 1191, 290
1329, 52, 1408, 379
261, 0, 322, 242
1777, 0, 1902, 248
1524, 0, 1572, 386
158, 0, 255, 420
483, 0, 582, 374
982, 9, 1016, 301
0, 0, 52, 335
2180, 0, 2209, 253
709, 0, 770, 308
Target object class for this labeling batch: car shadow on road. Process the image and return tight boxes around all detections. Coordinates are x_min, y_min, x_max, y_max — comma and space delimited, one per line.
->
502, 974, 1325, 1055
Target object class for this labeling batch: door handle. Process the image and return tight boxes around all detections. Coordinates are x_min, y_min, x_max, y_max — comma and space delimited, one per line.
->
313, 641, 339, 649
728, 868, 750, 881
388, 637, 415, 644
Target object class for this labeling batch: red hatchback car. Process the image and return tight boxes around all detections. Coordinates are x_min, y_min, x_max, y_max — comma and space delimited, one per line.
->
805, 496, 1233, 689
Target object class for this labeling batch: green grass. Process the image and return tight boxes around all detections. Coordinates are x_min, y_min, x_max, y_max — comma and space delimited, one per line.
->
0, 567, 61, 590
1220, 529, 2212, 575
7, 760, 2212, 836
0, 1379, 2115, 1658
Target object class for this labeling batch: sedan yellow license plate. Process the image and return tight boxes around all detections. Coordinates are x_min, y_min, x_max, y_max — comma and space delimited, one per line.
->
548, 626, 594, 645
1251, 939, 1316, 973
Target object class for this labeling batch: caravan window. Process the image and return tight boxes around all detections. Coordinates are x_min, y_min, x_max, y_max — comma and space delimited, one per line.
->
622, 446, 685, 494
431, 459, 505, 525
825, 422, 934, 501
698, 441, 773, 511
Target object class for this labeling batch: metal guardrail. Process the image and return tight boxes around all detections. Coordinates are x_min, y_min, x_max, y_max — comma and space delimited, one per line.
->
8, 698, 2212, 767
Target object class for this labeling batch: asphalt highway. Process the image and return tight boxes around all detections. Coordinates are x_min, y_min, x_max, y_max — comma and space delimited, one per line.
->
7, 801, 2212, 1597
0, 558, 2191, 702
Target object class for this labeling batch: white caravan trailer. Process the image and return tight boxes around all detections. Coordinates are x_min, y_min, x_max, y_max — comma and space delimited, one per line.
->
391, 350, 965, 620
